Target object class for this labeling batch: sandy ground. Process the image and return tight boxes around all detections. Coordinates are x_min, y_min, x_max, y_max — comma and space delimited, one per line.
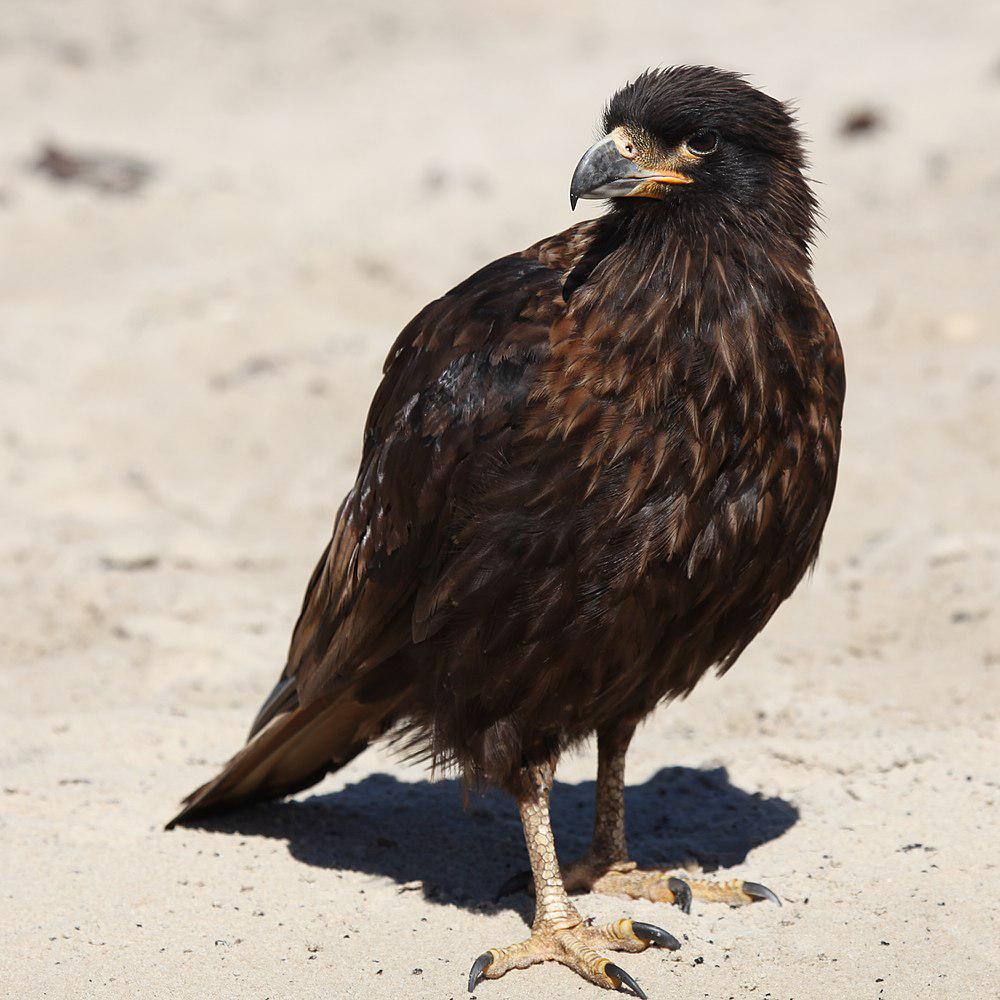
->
2, 2, 999, 998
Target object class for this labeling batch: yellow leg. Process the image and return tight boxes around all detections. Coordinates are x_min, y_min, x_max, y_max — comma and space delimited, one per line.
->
469, 760, 680, 997
497, 725, 782, 913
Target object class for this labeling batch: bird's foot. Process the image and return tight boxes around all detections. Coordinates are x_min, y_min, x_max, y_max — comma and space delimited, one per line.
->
497, 858, 780, 913
565, 857, 781, 913
468, 916, 679, 997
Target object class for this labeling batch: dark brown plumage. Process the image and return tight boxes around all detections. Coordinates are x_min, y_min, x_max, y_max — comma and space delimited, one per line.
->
168, 65, 843, 996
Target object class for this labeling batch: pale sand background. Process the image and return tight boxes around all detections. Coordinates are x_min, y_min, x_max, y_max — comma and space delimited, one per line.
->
1, 2, 999, 998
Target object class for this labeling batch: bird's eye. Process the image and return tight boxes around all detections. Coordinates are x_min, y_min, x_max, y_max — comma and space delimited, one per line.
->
685, 129, 719, 155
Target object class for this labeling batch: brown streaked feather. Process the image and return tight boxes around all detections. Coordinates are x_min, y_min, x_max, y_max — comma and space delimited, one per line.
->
166, 682, 404, 828
171, 169, 843, 816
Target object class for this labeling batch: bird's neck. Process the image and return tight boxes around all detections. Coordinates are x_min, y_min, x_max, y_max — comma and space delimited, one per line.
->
609, 205, 813, 301
548, 209, 821, 428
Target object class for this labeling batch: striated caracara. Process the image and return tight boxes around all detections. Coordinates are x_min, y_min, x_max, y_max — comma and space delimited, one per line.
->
168, 66, 845, 997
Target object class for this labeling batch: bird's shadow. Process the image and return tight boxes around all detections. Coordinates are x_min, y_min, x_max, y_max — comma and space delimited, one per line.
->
185, 766, 798, 920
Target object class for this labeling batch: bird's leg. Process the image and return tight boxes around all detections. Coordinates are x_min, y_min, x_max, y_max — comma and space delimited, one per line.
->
499, 724, 780, 912
470, 758, 679, 997
565, 724, 781, 911
586, 721, 634, 867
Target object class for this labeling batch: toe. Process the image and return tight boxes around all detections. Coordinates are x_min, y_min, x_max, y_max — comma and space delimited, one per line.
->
742, 880, 782, 906
468, 951, 495, 992
682, 875, 782, 906
667, 876, 692, 913
588, 916, 682, 955
604, 961, 647, 999
631, 920, 681, 950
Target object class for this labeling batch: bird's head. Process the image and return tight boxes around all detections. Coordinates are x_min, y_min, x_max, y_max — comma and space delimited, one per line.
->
571, 66, 815, 248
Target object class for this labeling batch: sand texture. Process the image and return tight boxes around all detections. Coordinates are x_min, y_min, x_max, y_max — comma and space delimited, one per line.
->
1, 2, 998, 997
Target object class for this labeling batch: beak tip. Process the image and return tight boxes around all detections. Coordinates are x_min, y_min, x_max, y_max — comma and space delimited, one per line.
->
569, 193, 578, 211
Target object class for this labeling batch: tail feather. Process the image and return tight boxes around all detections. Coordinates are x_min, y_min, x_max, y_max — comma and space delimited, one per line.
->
247, 675, 299, 740
166, 684, 395, 829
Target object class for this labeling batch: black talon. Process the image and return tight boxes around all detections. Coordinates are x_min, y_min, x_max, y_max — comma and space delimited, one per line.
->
493, 869, 531, 902
605, 962, 647, 999
743, 880, 782, 907
631, 920, 681, 951
668, 876, 692, 914
468, 951, 493, 992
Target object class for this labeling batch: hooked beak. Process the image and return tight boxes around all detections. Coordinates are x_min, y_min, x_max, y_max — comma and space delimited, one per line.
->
569, 133, 692, 209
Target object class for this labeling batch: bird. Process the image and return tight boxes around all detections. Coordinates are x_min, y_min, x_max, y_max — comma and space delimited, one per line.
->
168, 65, 845, 998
